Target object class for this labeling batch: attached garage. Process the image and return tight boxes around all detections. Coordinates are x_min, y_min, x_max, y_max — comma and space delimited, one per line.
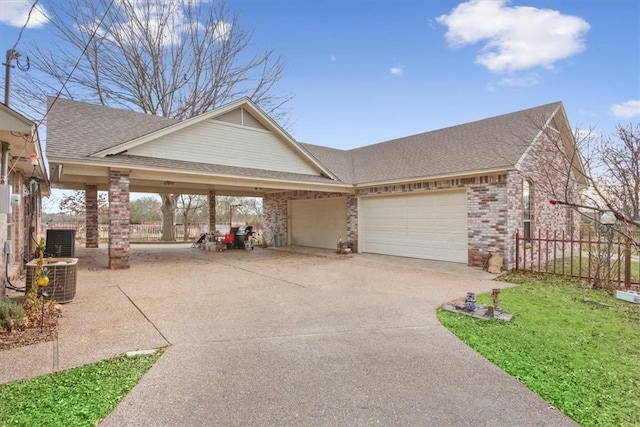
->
289, 197, 348, 249
359, 190, 468, 263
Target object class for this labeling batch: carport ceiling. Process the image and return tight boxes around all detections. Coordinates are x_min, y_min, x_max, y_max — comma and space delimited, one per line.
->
53, 161, 351, 196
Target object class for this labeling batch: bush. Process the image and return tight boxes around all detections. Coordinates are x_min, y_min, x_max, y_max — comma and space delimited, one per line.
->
0, 297, 25, 331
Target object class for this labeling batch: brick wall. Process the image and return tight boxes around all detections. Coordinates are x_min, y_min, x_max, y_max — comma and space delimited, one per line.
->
467, 182, 509, 267
108, 170, 131, 269
263, 191, 355, 247
85, 185, 99, 248
511, 131, 582, 268
261, 130, 580, 270
208, 190, 216, 235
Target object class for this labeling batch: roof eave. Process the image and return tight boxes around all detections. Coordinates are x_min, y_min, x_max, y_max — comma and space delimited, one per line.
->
354, 167, 515, 188
48, 156, 352, 192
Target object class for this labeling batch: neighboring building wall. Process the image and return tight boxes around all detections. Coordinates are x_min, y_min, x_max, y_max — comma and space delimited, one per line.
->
263, 191, 355, 248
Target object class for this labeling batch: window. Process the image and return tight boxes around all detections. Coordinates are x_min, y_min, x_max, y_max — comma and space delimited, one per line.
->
523, 180, 532, 240
566, 205, 573, 236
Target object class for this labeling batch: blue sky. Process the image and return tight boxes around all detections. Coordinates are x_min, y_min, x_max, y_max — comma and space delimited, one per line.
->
1, 0, 639, 158
232, 0, 640, 148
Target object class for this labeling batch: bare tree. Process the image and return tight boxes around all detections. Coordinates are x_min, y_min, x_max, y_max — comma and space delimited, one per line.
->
160, 194, 179, 241
594, 123, 640, 222
215, 196, 262, 231
130, 195, 162, 223
14, 0, 291, 240
525, 115, 640, 229
59, 190, 108, 217
176, 194, 207, 241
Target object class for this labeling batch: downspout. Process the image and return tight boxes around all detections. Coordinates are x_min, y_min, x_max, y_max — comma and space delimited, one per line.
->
1, 142, 9, 185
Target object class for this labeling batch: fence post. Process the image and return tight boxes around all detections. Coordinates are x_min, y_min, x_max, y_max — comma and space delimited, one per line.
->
515, 230, 520, 270
625, 240, 632, 288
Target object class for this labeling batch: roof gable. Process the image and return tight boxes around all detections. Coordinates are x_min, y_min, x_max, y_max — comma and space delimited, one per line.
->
91, 98, 336, 179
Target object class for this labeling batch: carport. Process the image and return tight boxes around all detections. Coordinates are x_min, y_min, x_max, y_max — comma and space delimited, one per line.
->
46, 97, 352, 269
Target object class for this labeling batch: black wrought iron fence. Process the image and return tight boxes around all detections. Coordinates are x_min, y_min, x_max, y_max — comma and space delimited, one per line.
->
515, 229, 639, 290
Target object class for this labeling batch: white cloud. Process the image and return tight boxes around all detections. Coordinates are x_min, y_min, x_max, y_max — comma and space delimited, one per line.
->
610, 99, 640, 118
0, 0, 48, 28
437, 0, 590, 72
87, 1, 232, 48
390, 65, 404, 76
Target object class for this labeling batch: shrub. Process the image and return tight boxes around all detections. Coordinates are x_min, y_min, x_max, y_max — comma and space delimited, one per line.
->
0, 297, 25, 331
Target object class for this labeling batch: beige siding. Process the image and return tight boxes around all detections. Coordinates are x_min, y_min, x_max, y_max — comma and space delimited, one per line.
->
289, 197, 347, 249
127, 119, 319, 175
359, 190, 468, 263
242, 109, 268, 130
215, 109, 242, 125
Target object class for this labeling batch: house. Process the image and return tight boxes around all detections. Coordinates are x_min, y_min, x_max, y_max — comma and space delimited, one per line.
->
46, 97, 585, 270
0, 103, 50, 298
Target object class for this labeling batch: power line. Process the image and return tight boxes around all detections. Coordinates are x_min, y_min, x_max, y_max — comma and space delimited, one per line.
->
10, 0, 41, 53
36, 0, 116, 127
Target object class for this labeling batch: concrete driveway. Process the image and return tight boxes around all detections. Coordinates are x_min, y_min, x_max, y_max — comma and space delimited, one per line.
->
2, 244, 578, 426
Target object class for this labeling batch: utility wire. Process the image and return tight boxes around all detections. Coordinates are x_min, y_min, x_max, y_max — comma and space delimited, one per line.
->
37, 0, 116, 128
9, 0, 41, 54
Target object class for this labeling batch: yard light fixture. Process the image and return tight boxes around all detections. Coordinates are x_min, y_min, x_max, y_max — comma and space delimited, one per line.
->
29, 153, 38, 167
600, 211, 616, 226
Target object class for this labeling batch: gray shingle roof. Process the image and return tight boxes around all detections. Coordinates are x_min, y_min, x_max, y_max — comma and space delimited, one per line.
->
304, 102, 561, 184
46, 97, 178, 159
46, 97, 562, 185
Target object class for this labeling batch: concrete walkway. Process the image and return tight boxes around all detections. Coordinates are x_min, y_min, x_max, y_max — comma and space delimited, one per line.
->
1, 244, 578, 426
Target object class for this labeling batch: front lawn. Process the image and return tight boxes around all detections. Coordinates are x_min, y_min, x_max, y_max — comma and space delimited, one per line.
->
438, 272, 640, 427
0, 350, 162, 427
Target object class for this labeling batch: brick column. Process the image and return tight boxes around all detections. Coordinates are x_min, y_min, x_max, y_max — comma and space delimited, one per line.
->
85, 185, 99, 248
208, 191, 216, 234
346, 195, 358, 252
108, 170, 130, 269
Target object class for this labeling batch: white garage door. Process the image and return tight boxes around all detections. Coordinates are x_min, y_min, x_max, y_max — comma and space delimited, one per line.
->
290, 197, 347, 249
360, 190, 468, 263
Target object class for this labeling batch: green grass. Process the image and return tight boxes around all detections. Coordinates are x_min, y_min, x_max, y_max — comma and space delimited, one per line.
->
0, 350, 163, 427
438, 273, 640, 427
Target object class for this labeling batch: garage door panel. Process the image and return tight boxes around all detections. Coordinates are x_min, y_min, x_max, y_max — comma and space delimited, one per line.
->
360, 191, 467, 263
290, 198, 347, 249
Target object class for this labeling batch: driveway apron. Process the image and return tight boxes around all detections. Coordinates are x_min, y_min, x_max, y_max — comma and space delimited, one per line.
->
62, 246, 579, 426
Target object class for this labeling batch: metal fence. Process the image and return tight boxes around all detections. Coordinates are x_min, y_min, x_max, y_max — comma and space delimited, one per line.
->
515, 228, 639, 290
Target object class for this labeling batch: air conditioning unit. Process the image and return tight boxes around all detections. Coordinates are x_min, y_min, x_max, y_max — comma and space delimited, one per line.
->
46, 229, 76, 257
